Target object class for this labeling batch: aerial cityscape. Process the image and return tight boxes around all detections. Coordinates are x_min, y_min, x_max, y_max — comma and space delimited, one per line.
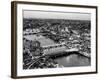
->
23, 18, 91, 69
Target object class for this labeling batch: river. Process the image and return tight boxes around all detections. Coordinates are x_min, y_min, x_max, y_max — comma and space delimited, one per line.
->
24, 34, 91, 67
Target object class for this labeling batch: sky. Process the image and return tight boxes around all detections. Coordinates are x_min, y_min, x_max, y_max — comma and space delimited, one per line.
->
23, 10, 91, 20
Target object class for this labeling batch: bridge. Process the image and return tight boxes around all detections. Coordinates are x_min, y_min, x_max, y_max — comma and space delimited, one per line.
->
42, 43, 90, 59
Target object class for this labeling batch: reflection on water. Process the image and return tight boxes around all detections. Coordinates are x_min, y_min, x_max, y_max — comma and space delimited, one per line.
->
55, 54, 91, 67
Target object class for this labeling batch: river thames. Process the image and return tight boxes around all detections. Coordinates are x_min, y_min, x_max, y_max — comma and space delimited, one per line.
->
24, 34, 90, 67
